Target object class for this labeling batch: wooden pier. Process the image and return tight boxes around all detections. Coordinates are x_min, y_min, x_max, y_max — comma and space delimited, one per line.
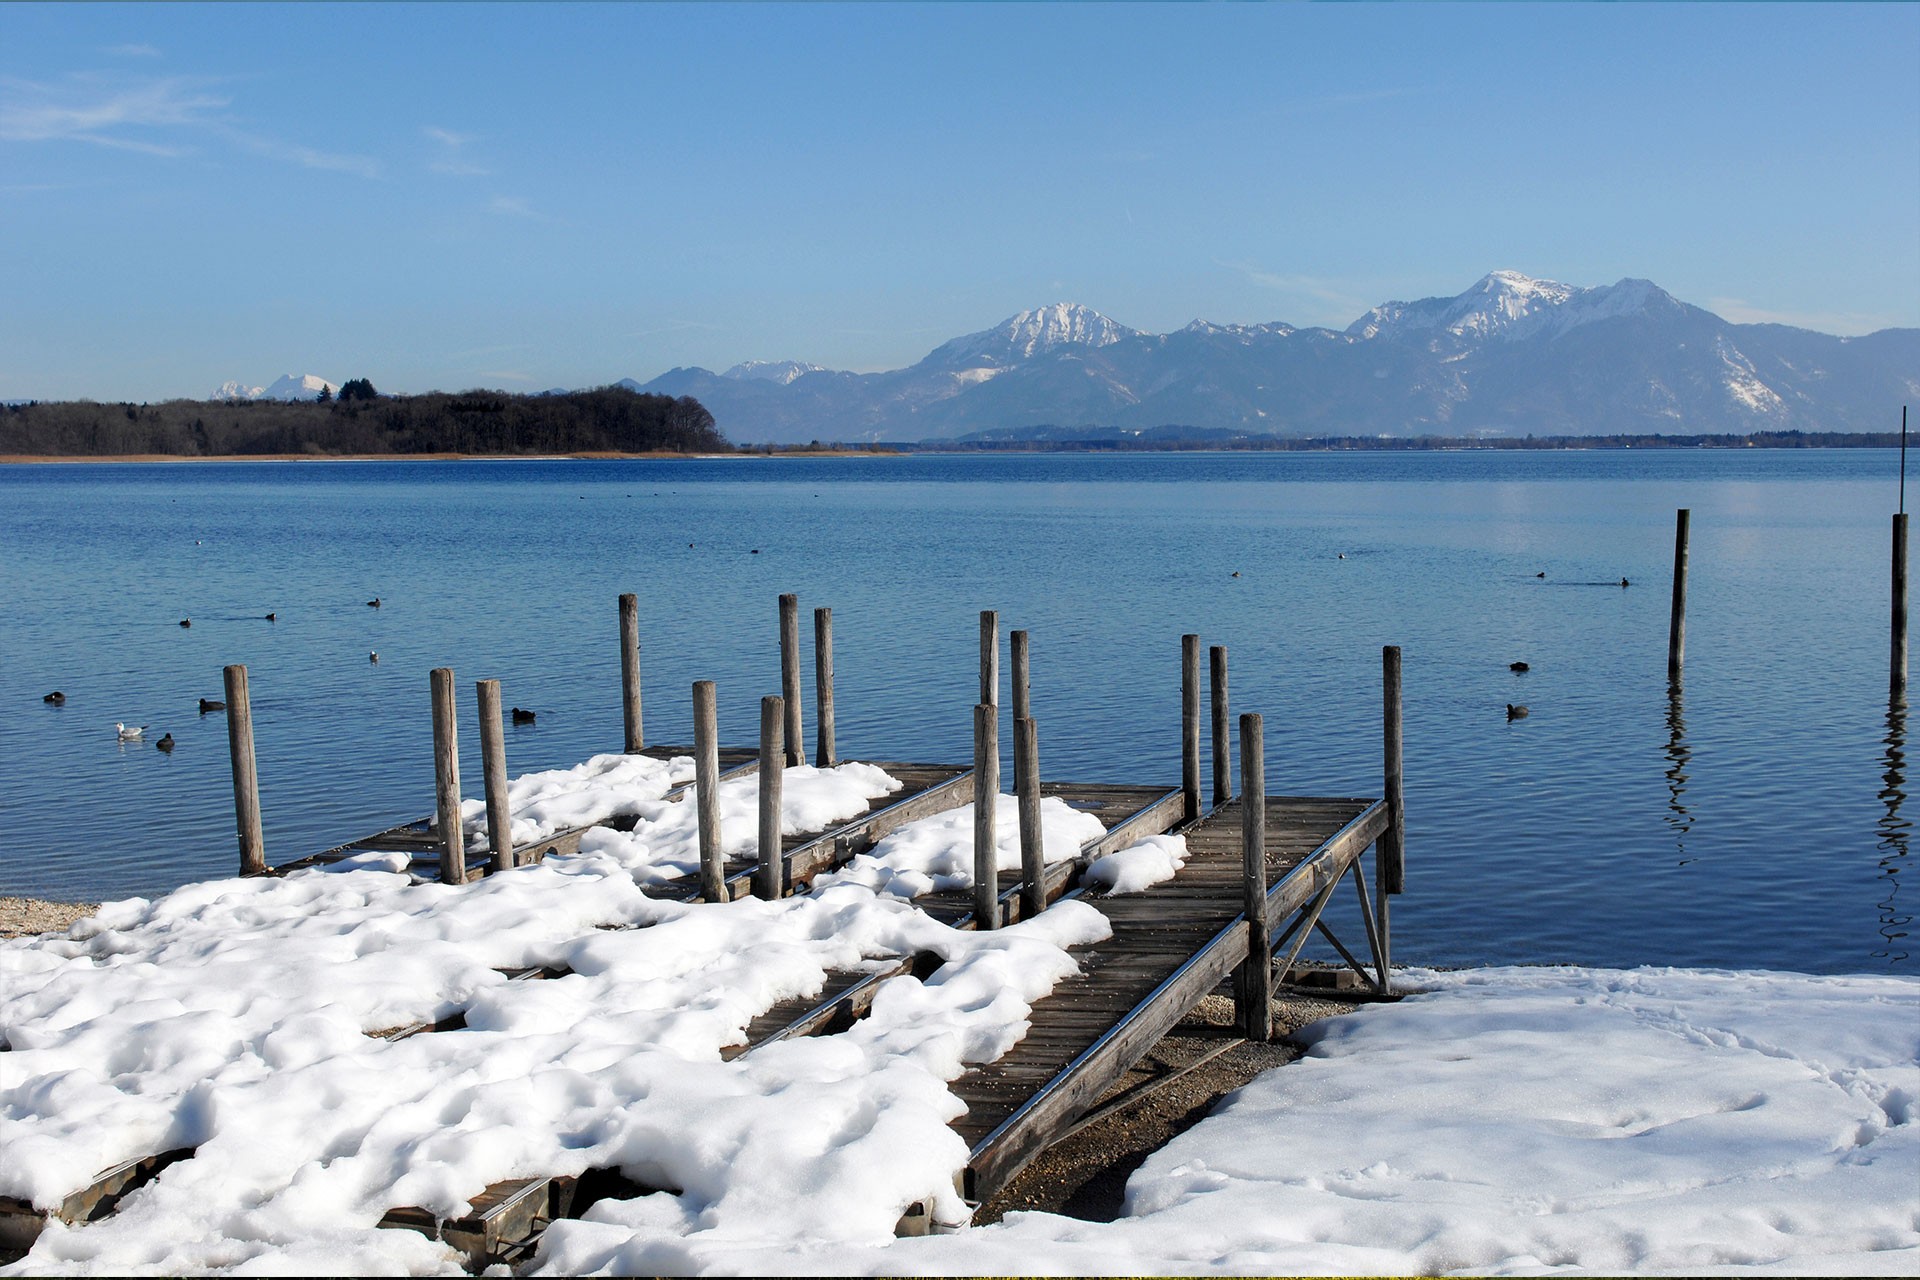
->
1, 601, 1406, 1270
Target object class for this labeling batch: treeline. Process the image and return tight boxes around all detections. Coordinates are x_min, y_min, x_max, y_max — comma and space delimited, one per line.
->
0, 387, 729, 457
908, 428, 1909, 453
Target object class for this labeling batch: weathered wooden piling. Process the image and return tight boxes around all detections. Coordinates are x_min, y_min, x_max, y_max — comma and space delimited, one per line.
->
693, 681, 725, 902
1668, 508, 1690, 680
1010, 629, 1032, 726
980, 610, 999, 708
974, 702, 999, 928
1181, 634, 1201, 822
779, 594, 805, 767
1381, 644, 1405, 901
1236, 712, 1272, 1041
618, 593, 643, 753
222, 664, 266, 876
757, 695, 785, 900
1896, 513, 1909, 706
814, 607, 835, 767
475, 679, 514, 873
1016, 715, 1043, 922
1210, 644, 1230, 808
430, 667, 466, 884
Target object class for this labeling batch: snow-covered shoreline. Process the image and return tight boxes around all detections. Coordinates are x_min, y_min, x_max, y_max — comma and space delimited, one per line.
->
3, 751, 1915, 1275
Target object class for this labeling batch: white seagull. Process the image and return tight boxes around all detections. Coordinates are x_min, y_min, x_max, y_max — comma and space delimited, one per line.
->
115, 722, 147, 740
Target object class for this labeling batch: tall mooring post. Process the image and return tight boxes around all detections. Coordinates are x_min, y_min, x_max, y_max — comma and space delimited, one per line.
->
619, 593, 643, 753
1016, 714, 1044, 922
475, 678, 514, 873
1181, 634, 1202, 822
1210, 644, 1231, 808
693, 680, 726, 902
974, 702, 1000, 928
980, 610, 999, 708
757, 695, 785, 900
430, 667, 467, 884
1895, 513, 1909, 706
222, 664, 266, 876
1235, 711, 1272, 1042
779, 594, 805, 768
814, 608, 835, 767
1668, 508, 1690, 681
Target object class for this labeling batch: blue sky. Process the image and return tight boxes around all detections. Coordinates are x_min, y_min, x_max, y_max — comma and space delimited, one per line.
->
2, 2, 1915, 401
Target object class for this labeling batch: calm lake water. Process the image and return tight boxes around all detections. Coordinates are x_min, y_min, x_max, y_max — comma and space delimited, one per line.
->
0, 450, 1909, 975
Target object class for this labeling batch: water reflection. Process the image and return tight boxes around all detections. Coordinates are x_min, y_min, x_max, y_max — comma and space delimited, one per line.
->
1664, 679, 1695, 864
1875, 701, 1911, 963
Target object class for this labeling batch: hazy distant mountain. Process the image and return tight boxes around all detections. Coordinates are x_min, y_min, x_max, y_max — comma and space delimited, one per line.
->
622, 275, 1918, 444
211, 374, 339, 402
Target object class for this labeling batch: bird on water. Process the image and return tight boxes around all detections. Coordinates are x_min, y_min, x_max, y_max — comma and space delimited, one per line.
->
43, 692, 65, 705
115, 723, 147, 740
511, 707, 537, 724
367, 598, 382, 608
369, 651, 379, 663
155, 733, 175, 753
264, 612, 276, 621
1510, 661, 1530, 673
1506, 704, 1530, 720
199, 698, 225, 713
179, 619, 191, 628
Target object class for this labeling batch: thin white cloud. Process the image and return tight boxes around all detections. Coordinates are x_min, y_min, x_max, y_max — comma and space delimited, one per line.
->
1707, 297, 1904, 336
425, 124, 489, 176
1216, 260, 1372, 320
105, 44, 163, 59
0, 73, 379, 178
489, 194, 539, 218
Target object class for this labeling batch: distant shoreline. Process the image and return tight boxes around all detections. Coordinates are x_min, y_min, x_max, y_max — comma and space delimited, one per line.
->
0, 448, 897, 464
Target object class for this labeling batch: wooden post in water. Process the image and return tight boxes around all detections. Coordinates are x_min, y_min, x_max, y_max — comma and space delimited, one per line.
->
1381, 645, 1405, 902
1896, 514, 1910, 707
980, 610, 999, 708
222, 664, 266, 876
1016, 715, 1044, 922
1010, 629, 1032, 726
1210, 644, 1230, 808
1236, 712, 1272, 1042
1668, 508, 1690, 681
779, 594, 805, 767
1181, 634, 1201, 822
619, 593, 643, 753
430, 667, 467, 884
475, 679, 513, 873
756, 696, 785, 900
814, 607, 835, 767
973, 702, 1000, 928
693, 680, 725, 902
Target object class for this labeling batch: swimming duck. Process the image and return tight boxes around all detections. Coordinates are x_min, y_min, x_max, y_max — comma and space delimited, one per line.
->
1506, 704, 1530, 720
264, 612, 276, 621
179, 618, 191, 628
199, 698, 225, 713
1510, 661, 1530, 673
367, 598, 382, 608
43, 691, 65, 705
369, 651, 379, 663
511, 707, 537, 724
155, 733, 175, 752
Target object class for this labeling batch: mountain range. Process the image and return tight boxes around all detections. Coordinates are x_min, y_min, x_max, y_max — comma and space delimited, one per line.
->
621, 273, 1917, 444
211, 374, 339, 402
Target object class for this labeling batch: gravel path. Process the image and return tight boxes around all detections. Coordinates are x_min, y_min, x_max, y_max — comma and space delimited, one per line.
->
0, 897, 96, 940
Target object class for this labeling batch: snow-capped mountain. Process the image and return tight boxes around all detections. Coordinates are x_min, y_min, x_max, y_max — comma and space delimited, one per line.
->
211, 374, 339, 402
627, 275, 1917, 443
923, 303, 1141, 372
722, 360, 830, 385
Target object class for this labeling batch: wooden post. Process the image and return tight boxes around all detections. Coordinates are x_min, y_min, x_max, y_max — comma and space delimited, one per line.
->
1896, 513, 1909, 706
780, 594, 805, 767
1381, 645, 1405, 896
1210, 644, 1230, 808
756, 695, 785, 900
1236, 712, 1272, 1042
1016, 715, 1044, 922
619, 593, 643, 753
430, 667, 467, 884
693, 680, 725, 902
475, 679, 513, 873
1010, 629, 1032, 726
974, 702, 999, 928
980, 610, 999, 708
222, 664, 266, 876
1181, 634, 1201, 822
1668, 508, 1690, 681
814, 607, 835, 767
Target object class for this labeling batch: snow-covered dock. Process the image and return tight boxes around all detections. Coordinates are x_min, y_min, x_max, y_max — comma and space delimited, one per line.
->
1, 605, 1408, 1272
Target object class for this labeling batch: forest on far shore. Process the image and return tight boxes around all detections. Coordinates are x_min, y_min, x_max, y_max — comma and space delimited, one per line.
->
0, 386, 728, 457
